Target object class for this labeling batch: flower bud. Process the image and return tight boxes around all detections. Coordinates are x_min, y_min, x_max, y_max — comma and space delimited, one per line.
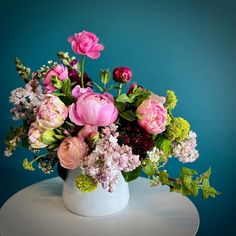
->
113, 67, 132, 83
100, 69, 110, 85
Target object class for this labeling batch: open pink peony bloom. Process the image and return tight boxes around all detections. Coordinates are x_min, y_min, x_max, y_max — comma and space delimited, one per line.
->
28, 122, 47, 149
137, 94, 167, 135
57, 137, 88, 169
43, 64, 68, 93
69, 86, 118, 126
37, 94, 68, 129
68, 31, 104, 59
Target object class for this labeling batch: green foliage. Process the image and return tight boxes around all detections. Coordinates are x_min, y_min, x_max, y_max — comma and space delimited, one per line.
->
57, 51, 77, 69
200, 168, 220, 199
154, 136, 172, 160
122, 165, 142, 182
142, 158, 157, 176
15, 57, 31, 83
119, 110, 136, 121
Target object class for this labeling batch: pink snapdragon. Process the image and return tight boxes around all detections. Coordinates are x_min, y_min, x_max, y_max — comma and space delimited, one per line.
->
136, 94, 167, 135
43, 65, 68, 93
68, 31, 104, 59
37, 94, 68, 129
69, 86, 118, 127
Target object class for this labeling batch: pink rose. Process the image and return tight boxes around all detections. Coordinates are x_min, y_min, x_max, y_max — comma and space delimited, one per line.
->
57, 137, 88, 169
37, 94, 68, 129
43, 64, 68, 93
136, 94, 167, 135
69, 86, 118, 126
28, 122, 47, 149
113, 67, 132, 83
68, 31, 104, 59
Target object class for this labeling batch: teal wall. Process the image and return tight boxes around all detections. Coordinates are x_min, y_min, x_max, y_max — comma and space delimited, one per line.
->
1, 0, 236, 235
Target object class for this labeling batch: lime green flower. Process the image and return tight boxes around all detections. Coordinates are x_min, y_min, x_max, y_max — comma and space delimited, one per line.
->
166, 114, 172, 125
75, 175, 98, 192
165, 90, 177, 110
23, 158, 35, 171
165, 117, 190, 142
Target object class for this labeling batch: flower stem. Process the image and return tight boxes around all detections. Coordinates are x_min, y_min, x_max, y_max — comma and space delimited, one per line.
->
81, 56, 85, 88
31, 153, 48, 164
117, 82, 123, 96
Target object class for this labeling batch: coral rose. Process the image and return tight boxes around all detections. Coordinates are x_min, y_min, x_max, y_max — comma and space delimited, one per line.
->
68, 31, 104, 59
57, 137, 88, 169
43, 64, 68, 93
136, 94, 167, 135
37, 94, 68, 129
69, 86, 118, 126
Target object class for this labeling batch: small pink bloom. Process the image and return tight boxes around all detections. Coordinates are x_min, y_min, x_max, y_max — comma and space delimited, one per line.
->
69, 90, 118, 127
68, 31, 104, 59
57, 137, 88, 169
28, 122, 47, 149
37, 94, 68, 129
136, 94, 167, 135
113, 67, 132, 83
43, 64, 68, 93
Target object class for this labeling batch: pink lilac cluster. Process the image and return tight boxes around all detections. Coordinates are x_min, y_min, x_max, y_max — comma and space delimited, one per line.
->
80, 125, 141, 192
9, 79, 43, 123
172, 131, 199, 163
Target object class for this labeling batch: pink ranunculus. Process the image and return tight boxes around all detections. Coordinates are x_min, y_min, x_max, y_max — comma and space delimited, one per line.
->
69, 87, 118, 126
136, 94, 167, 135
57, 137, 88, 169
68, 31, 104, 59
43, 64, 68, 93
113, 67, 132, 83
28, 122, 48, 149
37, 94, 68, 130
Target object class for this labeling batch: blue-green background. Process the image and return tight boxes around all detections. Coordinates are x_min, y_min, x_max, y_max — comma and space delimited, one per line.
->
1, 0, 236, 235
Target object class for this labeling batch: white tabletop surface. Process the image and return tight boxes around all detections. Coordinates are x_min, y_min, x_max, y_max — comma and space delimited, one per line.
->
0, 177, 199, 236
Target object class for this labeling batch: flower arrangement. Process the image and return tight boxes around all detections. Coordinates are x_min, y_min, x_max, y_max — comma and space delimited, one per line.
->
4, 31, 219, 199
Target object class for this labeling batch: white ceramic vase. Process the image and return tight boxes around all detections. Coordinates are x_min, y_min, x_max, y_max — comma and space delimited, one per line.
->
62, 168, 130, 217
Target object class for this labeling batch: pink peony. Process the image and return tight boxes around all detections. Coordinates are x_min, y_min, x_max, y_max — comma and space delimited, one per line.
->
136, 94, 167, 135
69, 86, 118, 126
57, 137, 88, 169
28, 122, 47, 149
43, 64, 68, 93
113, 67, 132, 83
37, 94, 68, 129
68, 31, 104, 59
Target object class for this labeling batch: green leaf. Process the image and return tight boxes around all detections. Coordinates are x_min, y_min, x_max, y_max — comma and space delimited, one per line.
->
142, 158, 156, 176
159, 171, 171, 185
155, 136, 172, 159
119, 110, 137, 121
61, 78, 74, 103
116, 94, 133, 104
51, 76, 63, 89
122, 165, 142, 182
115, 102, 126, 113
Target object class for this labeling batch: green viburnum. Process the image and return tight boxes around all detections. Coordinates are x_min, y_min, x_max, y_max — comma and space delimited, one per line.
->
166, 114, 172, 125
165, 117, 190, 142
23, 158, 35, 171
75, 175, 98, 192
165, 90, 177, 110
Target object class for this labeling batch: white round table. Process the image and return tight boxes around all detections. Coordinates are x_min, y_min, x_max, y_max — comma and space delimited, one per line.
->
0, 177, 199, 236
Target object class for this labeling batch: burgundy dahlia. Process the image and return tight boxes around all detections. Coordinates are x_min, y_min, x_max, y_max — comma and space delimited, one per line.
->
118, 119, 155, 160
68, 70, 92, 88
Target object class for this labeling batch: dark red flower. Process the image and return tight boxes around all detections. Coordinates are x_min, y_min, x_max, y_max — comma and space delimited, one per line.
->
113, 67, 132, 83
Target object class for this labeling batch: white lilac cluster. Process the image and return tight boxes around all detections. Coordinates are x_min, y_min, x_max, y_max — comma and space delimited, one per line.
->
81, 125, 141, 192
9, 79, 43, 123
172, 131, 199, 163
147, 147, 164, 163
